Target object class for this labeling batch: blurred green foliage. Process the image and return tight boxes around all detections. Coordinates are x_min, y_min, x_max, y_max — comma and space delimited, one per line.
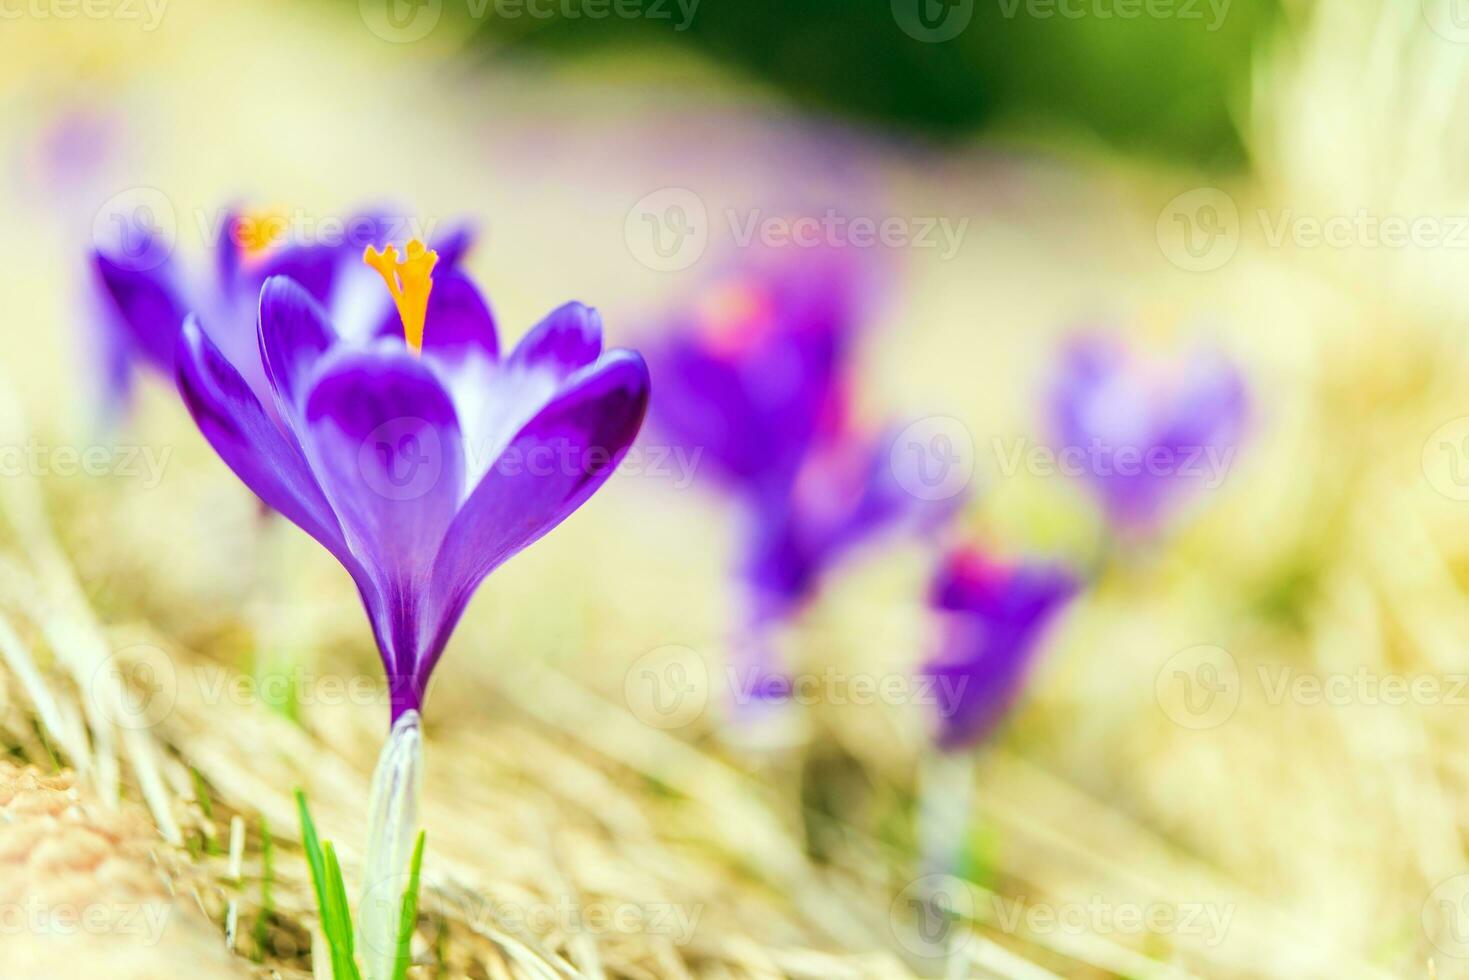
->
441, 0, 1280, 168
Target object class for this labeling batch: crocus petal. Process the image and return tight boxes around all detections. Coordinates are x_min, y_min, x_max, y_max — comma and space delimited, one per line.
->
92, 252, 188, 374
508, 301, 603, 373
1158, 351, 1247, 454
450, 302, 605, 485
174, 317, 351, 565
255, 244, 345, 308
809, 426, 963, 561
431, 222, 475, 268
738, 501, 816, 606
420, 350, 649, 678
922, 557, 1078, 751
649, 326, 840, 498
418, 269, 498, 362
1050, 335, 1247, 532
925, 628, 1033, 752
215, 207, 242, 292
86, 275, 137, 422
258, 276, 339, 413
300, 346, 466, 683
649, 340, 766, 487
738, 424, 964, 615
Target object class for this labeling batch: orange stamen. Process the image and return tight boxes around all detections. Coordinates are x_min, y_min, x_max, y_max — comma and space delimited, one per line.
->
363, 239, 438, 355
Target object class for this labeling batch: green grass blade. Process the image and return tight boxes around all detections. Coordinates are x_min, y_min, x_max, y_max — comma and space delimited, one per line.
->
295, 789, 329, 915
322, 840, 360, 978
297, 790, 361, 980
390, 831, 427, 980
191, 767, 215, 821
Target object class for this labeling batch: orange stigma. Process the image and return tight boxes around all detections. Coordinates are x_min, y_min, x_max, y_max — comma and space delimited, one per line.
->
363, 239, 438, 355
234, 206, 288, 262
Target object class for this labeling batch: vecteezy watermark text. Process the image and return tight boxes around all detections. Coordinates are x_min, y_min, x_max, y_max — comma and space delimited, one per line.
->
91, 195, 453, 273
888, 876, 1233, 960
625, 191, 970, 272
623, 645, 971, 730
0, 898, 172, 944
1156, 644, 1469, 731
192, 208, 443, 253
0, 0, 167, 30
358, 0, 698, 44
996, 0, 1230, 30
0, 439, 171, 488
992, 436, 1236, 489
724, 209, 968, 258
356, 424, 704, 503
990, 895, 1235, 946
358, 875, 704, 954
1157, 187, 1469, 272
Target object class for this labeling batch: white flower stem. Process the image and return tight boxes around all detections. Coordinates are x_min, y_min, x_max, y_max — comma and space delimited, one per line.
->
359, 710, 423, 980
917, 749, 975, 876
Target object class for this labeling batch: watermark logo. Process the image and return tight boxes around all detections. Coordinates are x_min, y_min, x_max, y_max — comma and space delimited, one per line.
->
1424, 0, 1469, 44
359, 871, 444, 959
625, 188, 709, 272
1156, 188, 1240, 272
891, 0, 974, 42
1423, 416, 1469, 501
359, 417, 445, 502
93, 643, 178, 731
891, 874, 976, 958
92, 187, 176, 272
624, 645, 709, 729
1155, 644, 1240, 730
1425, 874, 1469, 957
359, 0, 443, 42
890, 416, 975, 501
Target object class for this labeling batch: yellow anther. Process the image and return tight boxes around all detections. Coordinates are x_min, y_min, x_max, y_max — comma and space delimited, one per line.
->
234, 206, 289, 261
363, 239, 439, 355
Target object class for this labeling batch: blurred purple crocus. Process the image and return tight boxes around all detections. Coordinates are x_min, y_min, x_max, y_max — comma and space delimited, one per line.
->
651, 244, 958, 708
920, 546, 1078, 752
89, 206, 470, 418
1049, 334, 1247, 534
175, 237, 649, 721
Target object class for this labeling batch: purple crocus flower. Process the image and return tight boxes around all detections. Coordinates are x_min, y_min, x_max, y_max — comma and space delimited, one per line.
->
1049, 334, 1247, 534
652, 243, 863, 499
89, 206, 470, 417
920, 546, 1078, 752
650, 244, 957, 707
22, 106, 119, 202
174, 238, 650, 721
